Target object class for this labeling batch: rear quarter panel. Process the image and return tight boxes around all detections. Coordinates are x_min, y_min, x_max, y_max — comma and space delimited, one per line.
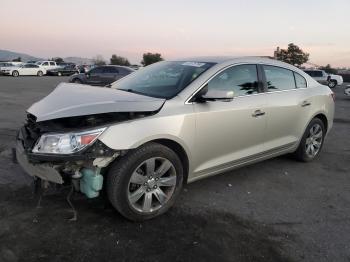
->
303, 84, 334, 134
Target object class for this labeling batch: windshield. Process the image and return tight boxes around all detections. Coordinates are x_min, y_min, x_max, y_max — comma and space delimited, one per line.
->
111, 61, 215, 99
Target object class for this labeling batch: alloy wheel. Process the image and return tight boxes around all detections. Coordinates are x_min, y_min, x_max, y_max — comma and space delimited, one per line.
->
305, 123, 323, 158
127, 157, 177, 213
328, 81, 336, 88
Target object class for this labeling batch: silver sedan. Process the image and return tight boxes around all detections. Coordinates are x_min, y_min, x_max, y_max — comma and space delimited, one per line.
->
17, 57, 334, 221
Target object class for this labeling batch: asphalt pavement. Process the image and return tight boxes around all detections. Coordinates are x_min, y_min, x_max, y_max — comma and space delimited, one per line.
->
0, 76, 349, 262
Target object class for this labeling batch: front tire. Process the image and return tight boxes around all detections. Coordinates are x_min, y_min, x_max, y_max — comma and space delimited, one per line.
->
37, 71, 43, 77
328, 80, 337, 88
12, 71, 19, 77
107, 143, 183, 221
294, 118, 325, 162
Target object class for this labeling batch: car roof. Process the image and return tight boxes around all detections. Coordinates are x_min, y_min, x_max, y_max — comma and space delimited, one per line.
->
171, 56, 298, 69
96, 65, 135, 71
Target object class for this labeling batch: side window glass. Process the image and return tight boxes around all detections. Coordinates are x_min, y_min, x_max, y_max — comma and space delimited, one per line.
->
207, 64, 259, 97
294, 73, 307, 88
263, 65, 296, 91
49, 62, 55, 66
43, 62, 49, 66
104, 67, 118, 74
90, 67, 103, 74
314, 71, 322, 77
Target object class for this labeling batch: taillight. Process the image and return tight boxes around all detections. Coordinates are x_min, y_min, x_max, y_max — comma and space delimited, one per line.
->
330, 92, 335, 101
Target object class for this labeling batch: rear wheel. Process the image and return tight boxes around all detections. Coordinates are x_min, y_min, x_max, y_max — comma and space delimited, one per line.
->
107, 143, 183, 221
12, 71, 19, 77
37, 71, 43, 77
328, 80, 337, 88
294, 118, 325, 162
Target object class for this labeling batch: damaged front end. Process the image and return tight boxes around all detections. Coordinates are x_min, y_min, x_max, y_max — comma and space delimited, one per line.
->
16, 111, 156, 198
16, 83, 165, 198
16, 114, 124, 198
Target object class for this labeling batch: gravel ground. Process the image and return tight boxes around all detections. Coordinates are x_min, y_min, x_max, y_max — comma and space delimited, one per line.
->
0, 76, 349, 262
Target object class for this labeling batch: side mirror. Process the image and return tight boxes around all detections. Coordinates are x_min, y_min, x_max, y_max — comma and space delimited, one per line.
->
196, 86, 234, 102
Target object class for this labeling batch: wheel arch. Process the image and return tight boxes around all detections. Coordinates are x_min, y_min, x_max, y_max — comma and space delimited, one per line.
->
150, 138, 190, 185
313, 113, 328, 132
295, 111, 329, 150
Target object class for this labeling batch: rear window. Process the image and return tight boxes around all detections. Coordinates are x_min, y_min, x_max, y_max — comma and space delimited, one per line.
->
294, 72, 307, 88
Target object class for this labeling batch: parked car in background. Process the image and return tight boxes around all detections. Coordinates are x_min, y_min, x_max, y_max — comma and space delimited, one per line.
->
17, 57, 334, 221
47, 64, 78, 76
35, 61, 60, 71
69, 65, 134, 86
303, 69, 343, 88
129, 64, 142, 70
1, 63, 46, 77
0, 62, 14, 67
57, 62, 76, 67
77, 64, 95, 73
0, 62, 14, 75
11, 62, 24, 67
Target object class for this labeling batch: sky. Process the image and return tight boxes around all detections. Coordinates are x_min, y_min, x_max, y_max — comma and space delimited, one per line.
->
1, 0, 349, 67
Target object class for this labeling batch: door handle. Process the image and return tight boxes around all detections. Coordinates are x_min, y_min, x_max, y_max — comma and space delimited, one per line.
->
252, 110, 265, 117
301, 101, 311, 107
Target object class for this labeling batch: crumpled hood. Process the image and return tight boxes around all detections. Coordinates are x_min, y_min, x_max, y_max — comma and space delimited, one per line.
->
28, 83, 165, 122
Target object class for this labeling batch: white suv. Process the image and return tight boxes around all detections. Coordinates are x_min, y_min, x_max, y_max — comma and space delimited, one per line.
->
304, 69, 343, 88
16, 57, 335, 221
35, 61, 60, 71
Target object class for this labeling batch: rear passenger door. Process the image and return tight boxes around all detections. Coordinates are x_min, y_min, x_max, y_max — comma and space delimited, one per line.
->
261, 65, 310, 151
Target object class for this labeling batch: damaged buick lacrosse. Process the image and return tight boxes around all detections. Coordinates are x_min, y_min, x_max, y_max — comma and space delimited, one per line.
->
16, 57, 334, 221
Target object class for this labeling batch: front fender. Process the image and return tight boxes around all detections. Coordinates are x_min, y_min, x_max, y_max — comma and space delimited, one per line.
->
98, 113, 195, 164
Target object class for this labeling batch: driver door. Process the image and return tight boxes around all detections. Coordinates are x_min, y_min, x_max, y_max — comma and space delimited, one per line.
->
192, 64, 267, 178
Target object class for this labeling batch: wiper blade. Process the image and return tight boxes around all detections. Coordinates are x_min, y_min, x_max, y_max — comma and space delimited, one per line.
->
118, 88, 145, 96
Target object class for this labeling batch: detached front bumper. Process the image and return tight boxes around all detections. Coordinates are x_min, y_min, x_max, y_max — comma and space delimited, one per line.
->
16, 139, 64, 184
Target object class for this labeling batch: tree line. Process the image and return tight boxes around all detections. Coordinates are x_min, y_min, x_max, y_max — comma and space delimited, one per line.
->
92, 52, 163, 67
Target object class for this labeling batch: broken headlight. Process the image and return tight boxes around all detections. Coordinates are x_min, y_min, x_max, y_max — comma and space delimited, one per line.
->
32, 127, 106, 154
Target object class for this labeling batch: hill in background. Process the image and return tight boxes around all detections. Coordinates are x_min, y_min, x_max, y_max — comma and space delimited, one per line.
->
0, 49, 93, 65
